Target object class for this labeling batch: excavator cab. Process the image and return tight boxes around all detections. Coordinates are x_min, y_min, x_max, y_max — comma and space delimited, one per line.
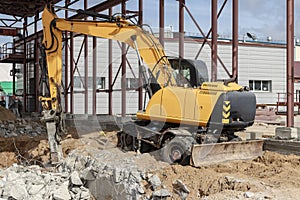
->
169, 58, 209, 88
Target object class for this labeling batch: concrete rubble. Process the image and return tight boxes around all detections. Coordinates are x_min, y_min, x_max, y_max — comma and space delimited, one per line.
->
0, 144, 178, 200
0, 164, 90, 200
60, 148, 171, 200
0, 119, 47, 138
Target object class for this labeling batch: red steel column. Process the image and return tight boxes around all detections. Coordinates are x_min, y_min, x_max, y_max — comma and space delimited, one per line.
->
70, 32, 74, 114
92, 16, 97, 115
34, 11, 39, 112
64, 0, 69, 113
287, 0, 294, 127
23, 17, 27, 112
179, 0, 185, 58
159, 0, 164, 47
232, 0, 238, 81
138, 0, 143, 110
12, 63, 16, 95
211, 0, 218, 81
84, 0, 88, 114
121, 1, 126, 116
109, 8, 113, 115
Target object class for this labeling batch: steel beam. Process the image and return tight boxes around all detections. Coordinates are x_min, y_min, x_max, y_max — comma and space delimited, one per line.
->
286, 0, 294, 127
12, 63, 16, 95
23, 17, 27, 112
0, 27, 19, 36
70, 32, 74, 114
138, 0, 143, 110
108, 8, 113, 115
92, 17, 97, 115
179, 0, 185, 58
232, 0, 238, 81
84, 0, 88, 114
211, 0, 218, 81
64, 0, 69, 113
194, 0, 228, 60
159, 0, 164, 47
121, 1, 126, 117
34, 11, 39, 112
69, 0, 128, 19
183, 1, 230, 77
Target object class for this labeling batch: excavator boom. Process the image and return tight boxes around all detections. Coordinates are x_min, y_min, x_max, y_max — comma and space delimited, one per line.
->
42, 6, 175, 112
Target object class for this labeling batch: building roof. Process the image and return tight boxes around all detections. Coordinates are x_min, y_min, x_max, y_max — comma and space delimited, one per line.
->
0, 0, 62, 17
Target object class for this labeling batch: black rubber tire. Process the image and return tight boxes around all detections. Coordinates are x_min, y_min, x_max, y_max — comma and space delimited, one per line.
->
160, 136, 194, 165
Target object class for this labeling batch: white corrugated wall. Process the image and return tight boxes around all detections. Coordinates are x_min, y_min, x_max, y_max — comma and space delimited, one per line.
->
63, 36, 292, 114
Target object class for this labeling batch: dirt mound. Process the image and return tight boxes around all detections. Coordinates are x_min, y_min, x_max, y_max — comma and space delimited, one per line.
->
0, 152, 17, 168
0, 106, 16, 121
0, 136, 50, 167
154, 165, 259, 198
153, 151, 300, 199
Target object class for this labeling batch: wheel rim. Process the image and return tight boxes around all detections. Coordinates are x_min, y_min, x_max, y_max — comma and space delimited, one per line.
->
170, 146, 183, 162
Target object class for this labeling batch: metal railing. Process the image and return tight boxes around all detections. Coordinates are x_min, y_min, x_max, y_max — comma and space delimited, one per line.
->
0, 42, 24, 60
276, 92, 300, 115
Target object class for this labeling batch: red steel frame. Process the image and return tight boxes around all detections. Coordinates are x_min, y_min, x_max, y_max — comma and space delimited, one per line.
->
11, 0, 295, 126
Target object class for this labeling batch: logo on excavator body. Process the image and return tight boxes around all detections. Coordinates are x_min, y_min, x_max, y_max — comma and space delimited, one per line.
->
222, 101, 230, 124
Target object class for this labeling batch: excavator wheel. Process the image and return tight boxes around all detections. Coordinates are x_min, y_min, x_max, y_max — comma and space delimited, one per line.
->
160, 136, 195, 165
117, 131, 137, 151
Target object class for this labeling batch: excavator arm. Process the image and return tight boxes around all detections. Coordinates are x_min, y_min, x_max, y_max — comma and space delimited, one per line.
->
41, 5, 175, 114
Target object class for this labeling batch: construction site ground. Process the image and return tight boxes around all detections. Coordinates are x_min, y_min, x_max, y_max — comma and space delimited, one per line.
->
1, 107, 300, 199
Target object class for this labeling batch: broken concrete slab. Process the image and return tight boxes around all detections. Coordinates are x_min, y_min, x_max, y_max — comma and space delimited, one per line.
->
7, 181, 28, 200
148, 175, 162, 190
52, 183, 71, 200
275, 126, 300, 139
70, 171, 83, 186
80, 168, 95, 181
173, 179, 190, 193
27, 184, 45, 195
152, 189, 171, 199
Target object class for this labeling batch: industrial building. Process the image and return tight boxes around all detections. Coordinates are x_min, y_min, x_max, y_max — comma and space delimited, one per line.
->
0, 1, 300, 200
6, 34, 298, 115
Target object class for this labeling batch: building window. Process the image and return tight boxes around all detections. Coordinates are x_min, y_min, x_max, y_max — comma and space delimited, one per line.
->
126, 78, 139, 89
97, 77, 105, 89
74, 76, 82, 88
74, 76, 105, 89
249, 80, 271, 92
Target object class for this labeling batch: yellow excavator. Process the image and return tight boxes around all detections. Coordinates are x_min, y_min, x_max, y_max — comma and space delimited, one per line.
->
40, 5, 263, 166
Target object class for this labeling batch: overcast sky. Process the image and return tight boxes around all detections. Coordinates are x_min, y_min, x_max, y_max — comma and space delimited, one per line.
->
132, 0, 300, 42
0, 0, 299, 45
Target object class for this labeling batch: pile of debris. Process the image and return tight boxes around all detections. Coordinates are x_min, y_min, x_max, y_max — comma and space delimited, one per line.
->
0, 149, 169, 199
61, 148, 171, 199
0, 118, 47, 138
0, 107, 47, 138
0, 164, 91, 200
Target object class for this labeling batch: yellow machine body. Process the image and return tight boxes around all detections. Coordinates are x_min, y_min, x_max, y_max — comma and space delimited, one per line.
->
137, 82, 243, 127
